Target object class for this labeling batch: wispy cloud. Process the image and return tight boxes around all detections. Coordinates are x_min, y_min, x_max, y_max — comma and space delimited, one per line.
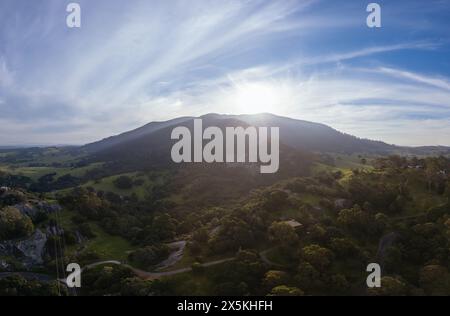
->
303, 42, 439, 66
377, 67, 450, 91
0, 57, 14, 88
132, 61, 450, 146
0, 0, 450, 146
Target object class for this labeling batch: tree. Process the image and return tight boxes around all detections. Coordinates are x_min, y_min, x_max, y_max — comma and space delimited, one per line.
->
208, 217, 255, 254
330, 238, 361, 258
301, 245, 334, 271
338, 205, 367, 230
0, 275, 66, 296
215, 281, 248, 296
81, 265, 135, 296
419, 265, 450, 296
146, 213, 178, 242
192, 227, 209, 243
375, 213, 389, 232
444, 217, 450, 227
128, 245, 170, 269
0, 190, 26, 206
113, 176, 134, 190
79, 223, 96, 239
211, 250, 265, 295
119, 277, 153, 296
295, 262, 322, 291
262, 270, 288, 291
270, 285, 304, 296
337, 205, 379, 237
0, 206, 34, 240
329, 274, 350, 293
60, 188, 110, 220
268, 222, 299, 246
264, 190, 289, 211
444, 181, 450, 199
368, 276, 409, 296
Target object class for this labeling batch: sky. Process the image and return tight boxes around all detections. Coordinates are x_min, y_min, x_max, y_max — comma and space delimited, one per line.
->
0, 0, 450, 146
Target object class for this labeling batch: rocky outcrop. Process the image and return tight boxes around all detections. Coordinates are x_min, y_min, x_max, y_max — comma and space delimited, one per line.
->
13, 201, 61, 221
0, 229, 48, 269
0, 186, 10, 195
16, 229, 47, 266
0, 189, 64, 270
0, 260, 12, 271
13, 203, 39, 220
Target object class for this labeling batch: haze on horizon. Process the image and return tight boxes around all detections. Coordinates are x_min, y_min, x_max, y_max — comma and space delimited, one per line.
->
1, 0, 450, 147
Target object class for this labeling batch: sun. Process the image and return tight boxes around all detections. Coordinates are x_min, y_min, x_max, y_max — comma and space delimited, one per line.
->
232, 81, 284, 115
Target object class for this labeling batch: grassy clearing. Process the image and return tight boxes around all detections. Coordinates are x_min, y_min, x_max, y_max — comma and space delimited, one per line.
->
0, 162, 103, 181
11, 167, 69, 180
81, 172, 149, 199
162, 262, 236, 295
83, 223, 136, 261
405, 178, 447, 215
312, 162, 354, 187
47, 209, 135, 262
65, 162, 104, 178
164, 272, 216, 296
80, 171, 169, 201
332, 154, 374, 170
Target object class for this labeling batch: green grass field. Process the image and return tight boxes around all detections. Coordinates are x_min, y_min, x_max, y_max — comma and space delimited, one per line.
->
47, 209, 136, 262
0, 162, 104, 181
83, 223, 136, 261
81, 172, 150, 200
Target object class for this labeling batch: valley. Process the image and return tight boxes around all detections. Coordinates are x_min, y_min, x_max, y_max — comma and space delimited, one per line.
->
0, 114, 449, 296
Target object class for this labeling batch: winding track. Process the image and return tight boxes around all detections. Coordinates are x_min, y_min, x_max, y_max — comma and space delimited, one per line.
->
72, 257, 236, 281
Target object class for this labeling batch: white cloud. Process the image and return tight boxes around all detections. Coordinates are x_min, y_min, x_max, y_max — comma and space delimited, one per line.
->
377, 67, 450, 91
130, 63, 450, 146
1, 0, 449, 147
59, 0, 317, 111
0, 57, 14, 87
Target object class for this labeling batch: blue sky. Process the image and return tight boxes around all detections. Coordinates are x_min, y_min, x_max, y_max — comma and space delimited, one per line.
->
0, 0, 449, 146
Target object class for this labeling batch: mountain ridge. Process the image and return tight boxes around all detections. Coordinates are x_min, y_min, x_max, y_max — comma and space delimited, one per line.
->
84, 113, 450, 157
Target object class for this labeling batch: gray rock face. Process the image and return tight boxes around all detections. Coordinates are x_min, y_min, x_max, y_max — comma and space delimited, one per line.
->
36, 201, 62, 213
13, 201, 60, 221
0, 260, 12, 271
13, 203, 39, 220
0, 230, 48, 269
0, 191, 62, 270
0, 241, 14, 257
0, 187, 10, 195
16, 229, 47, 266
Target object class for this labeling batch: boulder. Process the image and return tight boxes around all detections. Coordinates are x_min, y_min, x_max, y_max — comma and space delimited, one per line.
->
0, 186, 10, 195
0, 260, 11, 271
14, 201, 61, 221
13, 203, 39, 220
16, 229, 48, 266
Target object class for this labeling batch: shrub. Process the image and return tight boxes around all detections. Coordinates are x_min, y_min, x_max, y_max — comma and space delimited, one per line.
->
0, 206, 34, 240
113, 176, 134, 190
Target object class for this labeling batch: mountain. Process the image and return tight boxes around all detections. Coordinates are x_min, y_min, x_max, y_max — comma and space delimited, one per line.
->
215, 113, 397, 154
86, 114, 310, 172
85, 116, 194, 153
84, 113, 450, 164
